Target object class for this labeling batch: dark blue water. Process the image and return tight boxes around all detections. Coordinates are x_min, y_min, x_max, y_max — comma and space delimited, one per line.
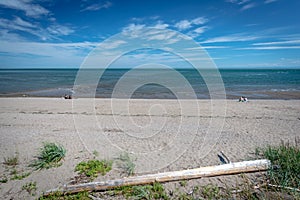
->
0, 69, 299, 99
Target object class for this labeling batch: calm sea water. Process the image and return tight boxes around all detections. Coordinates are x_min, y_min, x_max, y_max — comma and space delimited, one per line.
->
0, 69, 299, 99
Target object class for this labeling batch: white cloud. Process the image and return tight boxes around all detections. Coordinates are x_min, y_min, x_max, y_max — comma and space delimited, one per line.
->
186, 46, 227, 50
81, 1, 112, 11
187, 26, 208, 38
174, 20, 191, 30
191, 17, 208, 25
147, 31, 176, 41
0, 41, 97, 56
202, 34, 259, 43
240, 3, 256, 11
153, 21, 169, 29
226, 0, 258, 11
240, 46, 300, 50
14, 16, 35, 28
0, 17, 75, 41
0, 0, 49, 17
194, 26, 208, 34
253, 40, 300, 46
226, 0, 250, 5
122, 23, 145, 33
0, 41, 98, 68
264, 0, 278, 4
174, 17, 208, 31
98, 40, 127, 49
47, 24, 74, 36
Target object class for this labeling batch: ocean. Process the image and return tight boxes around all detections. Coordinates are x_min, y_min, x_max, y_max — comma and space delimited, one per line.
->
0, 69, 299, 99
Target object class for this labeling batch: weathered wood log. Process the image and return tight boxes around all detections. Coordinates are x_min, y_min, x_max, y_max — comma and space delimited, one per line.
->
44, 159, 271, 196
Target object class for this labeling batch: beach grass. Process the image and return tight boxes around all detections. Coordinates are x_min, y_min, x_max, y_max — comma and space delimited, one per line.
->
116, 152, 136, 176
261, 139, 300, 190
29, 142, 66, 170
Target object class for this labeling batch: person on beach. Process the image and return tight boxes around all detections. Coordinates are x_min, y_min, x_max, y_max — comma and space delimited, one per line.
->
239, 96, 248, 102
64, 94, 72, 99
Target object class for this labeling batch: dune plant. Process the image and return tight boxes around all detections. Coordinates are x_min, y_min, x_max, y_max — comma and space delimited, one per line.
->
116, 152, 135, 176
30, 142, 66, 170
22, 181, 37, 196
75, 159, 112, 180
3, 154, 18, 166
262, 141, 300, 190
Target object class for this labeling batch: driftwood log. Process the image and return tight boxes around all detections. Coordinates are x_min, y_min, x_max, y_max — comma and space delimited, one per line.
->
44, 159, 271, 196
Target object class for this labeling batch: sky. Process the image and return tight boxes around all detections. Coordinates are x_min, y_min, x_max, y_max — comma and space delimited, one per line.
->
0, 0, 300, 69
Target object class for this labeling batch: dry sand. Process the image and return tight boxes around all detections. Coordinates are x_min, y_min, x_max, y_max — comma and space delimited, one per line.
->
0, 98, 299, 199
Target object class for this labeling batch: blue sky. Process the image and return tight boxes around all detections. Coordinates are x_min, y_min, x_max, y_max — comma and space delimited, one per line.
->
0, 0, 299, 69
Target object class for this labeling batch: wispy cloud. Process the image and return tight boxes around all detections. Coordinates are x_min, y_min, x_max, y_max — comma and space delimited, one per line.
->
186, 46, 228, 50
239, 46, 300, 50
0, 0, 49, 17
187, 26, 209, 38
174, 17, 208, 31
253, 39, 300, 46
240, 3, 256, 11
81, 1, 112, 12
264, 0, 278, 4
174, 20, 192, 30
0, 41, 97, 58
122, 23, 145, 33
202, 34, 259, 43
226, 0, 258, 11
0, 41, 99, 68
47, 24, 74, 36
226, 0, 250, 4
0, 16, 74, 41
153, 20, 169, 29
98, 40, 126, 49
245, 39, 300, 50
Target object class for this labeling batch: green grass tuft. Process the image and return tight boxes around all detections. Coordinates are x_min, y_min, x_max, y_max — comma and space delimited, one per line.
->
75, 159, 112, 180
30, 142, 66, 170
22, 181, 37, 196
262, 141, 300, 190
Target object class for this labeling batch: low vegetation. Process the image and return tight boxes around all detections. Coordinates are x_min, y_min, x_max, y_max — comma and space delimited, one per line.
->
3, 154, 18, 166
261, 141, 300, 190
22, 181, 37, 196
34, 139, 299, 199
11, 172, 31, 180
111, 182, 169, 200
39, 192, 91, 200
116, 152, 136, 176
30, 142, 66, 170
75, 159, 112, 180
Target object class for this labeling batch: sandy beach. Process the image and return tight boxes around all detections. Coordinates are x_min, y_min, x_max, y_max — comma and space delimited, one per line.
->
0, 98, 299, 199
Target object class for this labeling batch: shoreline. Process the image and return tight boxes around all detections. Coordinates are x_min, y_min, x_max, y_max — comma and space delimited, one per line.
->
1, 90, 300, 100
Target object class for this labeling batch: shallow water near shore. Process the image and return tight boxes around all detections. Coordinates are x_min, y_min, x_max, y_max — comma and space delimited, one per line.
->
0, 68, 299, 99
